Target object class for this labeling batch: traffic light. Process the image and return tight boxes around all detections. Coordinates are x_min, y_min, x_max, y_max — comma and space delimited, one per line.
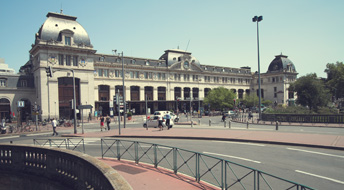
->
46, 66, 53, 77
113, 95, 117, 105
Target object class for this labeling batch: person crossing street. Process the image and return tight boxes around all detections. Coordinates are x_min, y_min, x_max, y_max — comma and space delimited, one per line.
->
52, 118, 58, 136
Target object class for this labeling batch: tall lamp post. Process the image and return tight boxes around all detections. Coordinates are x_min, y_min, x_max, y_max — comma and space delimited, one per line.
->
118, 51, 126, 128
252, 15, 263, 120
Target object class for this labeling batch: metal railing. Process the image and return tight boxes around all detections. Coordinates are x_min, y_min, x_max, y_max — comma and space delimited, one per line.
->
101, 139, 314, 190
262, 114, 344, 124
33, 138, 85, 153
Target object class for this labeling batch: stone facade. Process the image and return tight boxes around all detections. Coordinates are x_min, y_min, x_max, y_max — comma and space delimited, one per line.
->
0, 12, 297, 121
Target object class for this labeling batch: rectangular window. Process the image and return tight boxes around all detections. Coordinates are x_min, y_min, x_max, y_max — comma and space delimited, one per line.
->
157, 73, 161, 80
73, 56, 78, 66
98, 69, 103, 77
148, 72, 152, 79
0, 79, 6, 87
66, 55, 71, 66
130, 71, 134, 78
65, 36, 71, 46
115, 70, 119, 77
162, 73, 166, 80
104, 69, 109, 77
58, 54, 64, 65
135, 71, 139, 78
144, 72, 148, 79
20, 80, 27, 87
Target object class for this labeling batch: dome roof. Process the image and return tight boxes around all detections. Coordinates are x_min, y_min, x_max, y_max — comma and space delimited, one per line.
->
267, 54, 296, 73
37, 12, 91, 46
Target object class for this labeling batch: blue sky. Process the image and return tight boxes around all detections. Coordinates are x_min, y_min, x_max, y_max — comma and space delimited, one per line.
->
1, 0, 343, 78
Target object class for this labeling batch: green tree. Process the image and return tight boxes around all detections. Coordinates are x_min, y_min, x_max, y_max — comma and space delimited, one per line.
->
242, 93, 259, 108
289, 73, 330, 110
203, 87, 236, 111
324, 62, 344, 99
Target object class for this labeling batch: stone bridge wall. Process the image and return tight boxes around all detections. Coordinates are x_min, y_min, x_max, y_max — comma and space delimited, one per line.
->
0, 144, 132, 190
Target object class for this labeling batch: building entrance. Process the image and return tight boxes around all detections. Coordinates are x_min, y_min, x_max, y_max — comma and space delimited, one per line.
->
58, 77, 80, 119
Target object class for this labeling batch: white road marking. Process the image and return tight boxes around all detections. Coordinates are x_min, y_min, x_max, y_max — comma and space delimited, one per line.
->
287, 147, 344, 159
295, 170, 344, 185
26, 132, 52, 136
203, 152, 261, 163
0, 135, 20, 139
212, 141, 265, 146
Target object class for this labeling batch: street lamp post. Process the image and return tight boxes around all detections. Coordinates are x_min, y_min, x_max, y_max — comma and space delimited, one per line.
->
120, 51, 126, 128
252, 15, 263, 121
71, 70, 77, 134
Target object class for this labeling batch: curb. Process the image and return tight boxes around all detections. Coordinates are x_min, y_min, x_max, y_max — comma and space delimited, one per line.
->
62, 134, 344, 151
109, 135, 344, 151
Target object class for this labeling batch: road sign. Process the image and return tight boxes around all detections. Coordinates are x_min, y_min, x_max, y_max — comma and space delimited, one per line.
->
77, 105, 93, 109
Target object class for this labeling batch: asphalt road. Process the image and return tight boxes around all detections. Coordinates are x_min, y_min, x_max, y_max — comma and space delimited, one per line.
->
1, 115, 343, 189
2, 131, 344, 190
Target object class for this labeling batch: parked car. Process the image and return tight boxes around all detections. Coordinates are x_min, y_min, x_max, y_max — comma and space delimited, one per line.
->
143, 115, 174, 128
251, 107, 266, 113
226, 110, 236, 118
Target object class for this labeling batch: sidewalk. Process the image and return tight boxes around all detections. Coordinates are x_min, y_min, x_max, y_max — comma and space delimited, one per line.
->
62, 124, 344, 190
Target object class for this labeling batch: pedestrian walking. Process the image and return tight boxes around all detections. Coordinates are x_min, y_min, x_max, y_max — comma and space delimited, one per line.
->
100, 115, 105, 131
158, 115, 163, 131
221, 113, 226, 122
106, 115, 111, 130
1, 118, 5, 128
88, 112, 92, 121
165, 114, 171, 129
52, 118, 58, 136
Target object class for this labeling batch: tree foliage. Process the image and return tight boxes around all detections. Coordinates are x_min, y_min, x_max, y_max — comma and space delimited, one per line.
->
241, 93, 259, 108
324, 62, 344, 99
203, 87, 236, 111
289, 73, 330, 110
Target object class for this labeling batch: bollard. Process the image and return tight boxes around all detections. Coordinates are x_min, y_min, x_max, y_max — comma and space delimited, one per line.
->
224, 120, 226, 128
209, 119, 211, 126
198, 119, 201, 125
276, 121, 279, 130
228, 120, 231, 129
247, 121, 249, 129
191, 120, 193, 128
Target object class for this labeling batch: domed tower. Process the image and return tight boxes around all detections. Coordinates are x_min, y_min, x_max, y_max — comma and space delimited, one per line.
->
253, 54, 298, 106
26, 12, 96, 120
267, 54, 296, 73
